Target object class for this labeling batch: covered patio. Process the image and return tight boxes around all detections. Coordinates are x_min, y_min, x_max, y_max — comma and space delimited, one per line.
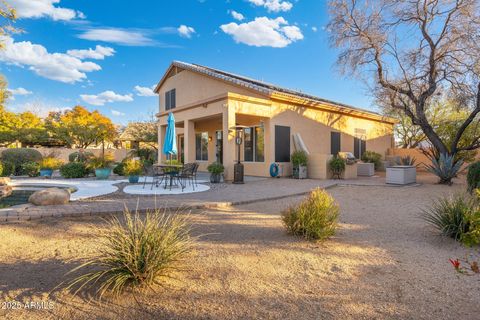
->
158, 98, 270, 180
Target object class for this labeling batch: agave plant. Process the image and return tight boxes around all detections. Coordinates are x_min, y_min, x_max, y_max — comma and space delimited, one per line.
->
396, 155, 416, 166
425, 153, 463, 185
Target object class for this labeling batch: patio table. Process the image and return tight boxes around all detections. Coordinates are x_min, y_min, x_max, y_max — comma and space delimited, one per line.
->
154, 164, 184, 190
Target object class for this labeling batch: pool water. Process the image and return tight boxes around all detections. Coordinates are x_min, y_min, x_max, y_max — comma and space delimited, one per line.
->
0, 186, 77, 208
0, 189, 36, 207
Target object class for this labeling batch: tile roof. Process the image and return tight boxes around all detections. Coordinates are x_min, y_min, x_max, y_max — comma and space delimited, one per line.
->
170, 60, 386, 119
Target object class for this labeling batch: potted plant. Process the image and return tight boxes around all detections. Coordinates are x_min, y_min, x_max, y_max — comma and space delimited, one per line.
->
329, 156, 346, 179
39, 157, 63, 178
207, 162, 224, 183
88, 153, 115, 180
291, 151, 308, 179
123, 158, 143, 183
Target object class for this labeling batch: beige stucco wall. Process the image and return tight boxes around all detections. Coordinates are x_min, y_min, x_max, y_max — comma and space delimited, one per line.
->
156, 69, 394, 179
225, 95, 394, 178
158, 69, 266, 113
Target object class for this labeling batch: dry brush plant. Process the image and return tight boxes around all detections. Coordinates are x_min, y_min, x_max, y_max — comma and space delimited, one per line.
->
282, 188, 339, 241
66, 208, 193, 299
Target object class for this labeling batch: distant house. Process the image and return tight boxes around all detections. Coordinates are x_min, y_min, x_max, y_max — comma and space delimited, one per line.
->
155, 61, 396, 180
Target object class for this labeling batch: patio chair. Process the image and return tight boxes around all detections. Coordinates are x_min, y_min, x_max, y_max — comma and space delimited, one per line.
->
192, 162, 199, 187
151, 166, 168, 190
177, 163, 196, 191
142, 164, 166, 190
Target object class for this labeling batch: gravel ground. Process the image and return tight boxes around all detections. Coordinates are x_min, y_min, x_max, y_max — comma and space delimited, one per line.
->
0, 178, 479, 319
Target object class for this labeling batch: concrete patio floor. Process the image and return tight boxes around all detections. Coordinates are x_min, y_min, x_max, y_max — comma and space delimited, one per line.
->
0, 172, 448, 222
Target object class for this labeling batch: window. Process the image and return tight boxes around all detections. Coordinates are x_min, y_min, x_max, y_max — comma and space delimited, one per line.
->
354, 128, 366, 159
165, 89, 176, 110
354, 137, 366, 159
244, 126, 265, 162
331, 132, 341, 156
195, 132, 208, 161
275, 125, 290, 162
255, 126, 265, 162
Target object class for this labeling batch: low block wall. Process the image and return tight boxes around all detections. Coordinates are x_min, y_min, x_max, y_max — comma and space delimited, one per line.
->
0, 148, 128, 162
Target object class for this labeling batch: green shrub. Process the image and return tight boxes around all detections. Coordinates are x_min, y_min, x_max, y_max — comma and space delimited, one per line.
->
467, 162, 480, 193
39, 157, 63, 170
60, 162, 88, 179
329, 156, 345, 178
282, 188, 339, 241
421, 193, 480, 246
67, 209, 192, 298
21, 161, 40, 177
207, 162, 224, 174
113, 162, 125, 176
1, 148, 42, 176
361, 151, 382, 169
87, 153, 115, 170
129, 148, 157, 165
69, 151, 94, 163
0, 161, 15, 177
123, 159, 143, 176
291, 150, 308, 167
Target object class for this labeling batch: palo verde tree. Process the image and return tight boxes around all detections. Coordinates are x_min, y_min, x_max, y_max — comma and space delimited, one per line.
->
328, 0, 480, 160
45, 106, 117, 148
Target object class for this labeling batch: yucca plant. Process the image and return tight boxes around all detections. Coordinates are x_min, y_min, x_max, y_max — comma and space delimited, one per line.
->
282, 188, 339, 241
420, 193, 476, 241
425, 152, 463, 185
66, 209, 193, 299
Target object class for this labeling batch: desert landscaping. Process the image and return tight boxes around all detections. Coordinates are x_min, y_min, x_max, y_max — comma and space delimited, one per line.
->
1, 175, 479, 320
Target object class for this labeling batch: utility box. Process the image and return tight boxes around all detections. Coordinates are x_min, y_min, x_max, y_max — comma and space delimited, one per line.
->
386, 166, 416, 185
357, 163, 375, 176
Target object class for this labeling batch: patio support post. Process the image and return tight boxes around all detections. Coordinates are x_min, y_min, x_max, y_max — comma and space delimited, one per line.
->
223, 104, 236, 181
184, 119, 195, 164
158, 124, 165, 163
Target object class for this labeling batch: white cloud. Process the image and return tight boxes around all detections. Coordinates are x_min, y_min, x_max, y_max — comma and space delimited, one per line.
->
230, 10, 245, 21
80, 91, 133, 106
312, 26, 318, 32
220, 17, 303, 48
134, 85, 156, 97
177, 25, 196, 38
111, 109, 126, 116
67, 45, 115, 60
9, 0, 84, 21
0, 36, 103, 83
247, 0, 293, 12
77, 28, 156, 46
8, 87, 33, 95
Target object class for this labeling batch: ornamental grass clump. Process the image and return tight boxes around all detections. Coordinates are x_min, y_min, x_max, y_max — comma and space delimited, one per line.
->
67, 209, 193, 298
421, 193, 480, 246
282, 188, 339, 241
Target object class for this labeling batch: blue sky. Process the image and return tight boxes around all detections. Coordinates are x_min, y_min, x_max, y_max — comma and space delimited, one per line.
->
0, 0, 376, 124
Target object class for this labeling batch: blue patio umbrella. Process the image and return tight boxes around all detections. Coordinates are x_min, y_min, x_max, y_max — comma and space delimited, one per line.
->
162, 112, 177, 162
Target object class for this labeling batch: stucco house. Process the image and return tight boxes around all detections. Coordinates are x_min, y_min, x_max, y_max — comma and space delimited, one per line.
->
155, 61, 396, 180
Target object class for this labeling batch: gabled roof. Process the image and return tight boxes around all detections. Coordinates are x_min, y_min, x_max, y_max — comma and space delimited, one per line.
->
155, 61, 396, 123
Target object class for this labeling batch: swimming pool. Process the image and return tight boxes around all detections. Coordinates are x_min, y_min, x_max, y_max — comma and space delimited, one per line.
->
0, 184, 77, 207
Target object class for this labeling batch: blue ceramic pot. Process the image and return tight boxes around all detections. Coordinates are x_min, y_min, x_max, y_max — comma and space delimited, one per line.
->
40, 169, 53, 178
128, 175, 140, 183
95, 168, 111, 180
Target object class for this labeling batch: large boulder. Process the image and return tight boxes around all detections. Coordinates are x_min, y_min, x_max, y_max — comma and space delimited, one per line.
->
28, 188, 70, 206
0, 177, 12, 199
